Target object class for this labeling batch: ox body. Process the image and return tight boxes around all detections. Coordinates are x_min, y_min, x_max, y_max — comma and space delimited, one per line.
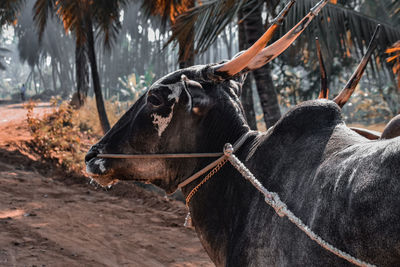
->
86, 65, 400, 266
85, 1, 400, 265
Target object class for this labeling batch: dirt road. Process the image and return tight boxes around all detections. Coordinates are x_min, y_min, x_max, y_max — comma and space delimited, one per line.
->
0, 102, 52, 145
0, 102, 212, 267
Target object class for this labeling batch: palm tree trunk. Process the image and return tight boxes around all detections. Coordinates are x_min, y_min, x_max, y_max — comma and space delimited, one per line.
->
242, 1, 281, 128
238, 11, 257, 130
51, 59, 57, 91
178, 33, 195, 68
32, 67, 38, 94
178, 0, 195, 69
86, 16, 110, 133
75, 43, 89, 107
36, 64, 48, 92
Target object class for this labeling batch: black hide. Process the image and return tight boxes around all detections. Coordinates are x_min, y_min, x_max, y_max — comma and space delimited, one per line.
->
86, 66, 400, 266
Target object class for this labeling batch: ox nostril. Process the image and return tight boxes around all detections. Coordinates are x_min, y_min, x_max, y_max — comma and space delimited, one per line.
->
85, 150, 99, 163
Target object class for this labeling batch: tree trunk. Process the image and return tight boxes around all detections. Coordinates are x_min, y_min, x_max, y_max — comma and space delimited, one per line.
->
86, 16, 111, 133
55, 62, 66, 94
242, 1, 281, 128
178, 33, 195, 69
32, 67, 38, 94
177, 0, 195, 69
238, 11, 257, 130
75, 43, 90, 107
51, 59, 57, 91
36, 64, 48, 92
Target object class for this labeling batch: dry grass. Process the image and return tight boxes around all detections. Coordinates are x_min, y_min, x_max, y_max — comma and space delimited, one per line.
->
75, 98, 134, 136
25, 97, 134, 176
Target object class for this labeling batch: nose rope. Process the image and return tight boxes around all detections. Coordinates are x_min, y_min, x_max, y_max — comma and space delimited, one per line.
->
96, 131, 253, 189
97, 152, 223, 159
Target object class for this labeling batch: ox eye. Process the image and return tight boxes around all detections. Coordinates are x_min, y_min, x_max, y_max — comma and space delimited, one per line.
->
147, 94, 163, 107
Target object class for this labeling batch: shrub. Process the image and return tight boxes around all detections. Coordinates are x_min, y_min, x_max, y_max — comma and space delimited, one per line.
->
26, 98, 95, 174
25, 97, 134, 175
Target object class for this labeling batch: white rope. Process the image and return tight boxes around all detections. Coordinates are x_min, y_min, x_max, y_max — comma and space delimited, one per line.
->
223, 143, 376, 267
177, 131, 253, 189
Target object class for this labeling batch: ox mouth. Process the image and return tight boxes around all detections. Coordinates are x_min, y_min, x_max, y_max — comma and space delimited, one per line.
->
85, 157, 118, 187
86, 157, 150, 187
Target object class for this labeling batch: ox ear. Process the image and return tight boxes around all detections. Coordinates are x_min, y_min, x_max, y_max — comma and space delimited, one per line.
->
181, 75, 212, 116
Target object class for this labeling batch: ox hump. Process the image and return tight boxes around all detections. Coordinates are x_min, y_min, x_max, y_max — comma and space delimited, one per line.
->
272, 99, 343, 138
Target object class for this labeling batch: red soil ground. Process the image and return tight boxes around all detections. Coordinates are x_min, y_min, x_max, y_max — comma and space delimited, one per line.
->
0, 102, 212, 267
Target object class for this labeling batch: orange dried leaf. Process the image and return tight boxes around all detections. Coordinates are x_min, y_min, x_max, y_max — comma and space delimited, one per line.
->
387, 55, 399, 63
393, 64, 399, 74
386, 47, 400, 53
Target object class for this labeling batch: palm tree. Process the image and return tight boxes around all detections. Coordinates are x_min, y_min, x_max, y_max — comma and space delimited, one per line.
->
141, 0, 195, 68
0, 0, 25, 71
171, 0, 400, 128
1, 0, 121, 133
241, 0, 282, 128
0, 0, 25, 27
14, 0, 74, 94
33, 0, 130, 134
238, 9, 257, 129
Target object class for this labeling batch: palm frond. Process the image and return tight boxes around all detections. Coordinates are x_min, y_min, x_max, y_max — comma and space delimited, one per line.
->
280, 0, 400, 55
33, 0, 55, 39
169, 0, 259, 53
14, 0, 41, 67
54, 0, 87, 46
141, 0, 191, 31
92, 0, 130, 49
0, 0, 26, 28
386, 40, 400, 90
172, 0, 400, 77
276, 0, 400, 79
384, 0, 400, 25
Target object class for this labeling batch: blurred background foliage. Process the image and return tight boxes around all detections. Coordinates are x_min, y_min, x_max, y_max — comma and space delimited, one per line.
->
0, 0, 399, 131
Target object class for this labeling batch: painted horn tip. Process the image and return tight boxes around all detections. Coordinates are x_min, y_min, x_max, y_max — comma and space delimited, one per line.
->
273, 0, 296, 25
213, 0, 296, 78
311, 0, 329, 15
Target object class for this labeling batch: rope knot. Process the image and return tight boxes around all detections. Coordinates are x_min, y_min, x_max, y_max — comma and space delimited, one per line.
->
223, 143, 234, 157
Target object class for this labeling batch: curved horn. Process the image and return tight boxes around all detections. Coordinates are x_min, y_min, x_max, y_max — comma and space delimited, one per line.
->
245, 0, 329, 71
333, 24, 381, 108
316, 37, 329, 99
212, 0, 296, 79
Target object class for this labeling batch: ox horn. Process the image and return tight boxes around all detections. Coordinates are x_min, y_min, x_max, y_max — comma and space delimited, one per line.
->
333, 24, 382, 108
243, 0, 329, 72
316, 37, 329, 99
213, 0, 296, 79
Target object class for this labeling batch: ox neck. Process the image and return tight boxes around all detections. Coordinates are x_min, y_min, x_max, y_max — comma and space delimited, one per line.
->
177, 130, 252, 190
180, 130, 261, 265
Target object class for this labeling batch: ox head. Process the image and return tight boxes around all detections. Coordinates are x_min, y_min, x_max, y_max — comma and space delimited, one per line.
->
85, 0, 329, 193
85, 66, 250, 193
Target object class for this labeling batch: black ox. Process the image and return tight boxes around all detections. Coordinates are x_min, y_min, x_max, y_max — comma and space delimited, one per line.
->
86, 1, 400, 266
